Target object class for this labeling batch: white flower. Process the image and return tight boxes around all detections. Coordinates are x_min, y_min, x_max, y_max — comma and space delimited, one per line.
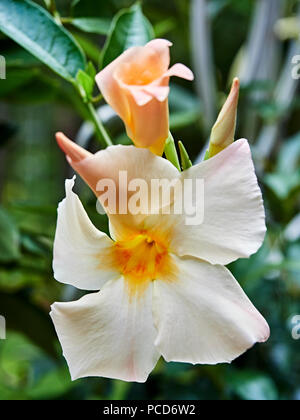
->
50, 134, 269, 383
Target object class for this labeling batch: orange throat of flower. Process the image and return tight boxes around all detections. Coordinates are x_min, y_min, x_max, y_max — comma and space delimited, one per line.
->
106, 232, 176, 297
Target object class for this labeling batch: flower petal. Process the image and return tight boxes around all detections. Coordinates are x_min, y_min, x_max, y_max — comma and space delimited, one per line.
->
96, 46, 140, 123
165, 63, 194, 80
68, 145, 179, 239
170, 139, 266, 265
53, 177, 118, 290
95, 39, 172, 125
153, 256, 270, 365
129, 87, 154, 106
124, 95, 169, 154
145, 38, 172, 70
96, 39, 193, 154
50, 277, 160, 382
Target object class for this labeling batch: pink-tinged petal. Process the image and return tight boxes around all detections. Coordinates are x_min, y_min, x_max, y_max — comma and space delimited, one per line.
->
55, 135, 179, 203
69, 142, 178, 205
53, 177, 118, 290
129, 87, 153, 106
50, 277, 160, 382
56, 132, 92, 162
143, 85, 170, 102
153, 256, 270, 365
145, 38, 172, 70
55, 135, 179, 239
146, 38, 173, 49
169, 139, 266, 265
165, 63, 194, 81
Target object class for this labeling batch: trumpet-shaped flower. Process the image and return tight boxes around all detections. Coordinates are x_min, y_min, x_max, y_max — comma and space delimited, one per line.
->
95, 39, 194, 155
51, 133, 269, 382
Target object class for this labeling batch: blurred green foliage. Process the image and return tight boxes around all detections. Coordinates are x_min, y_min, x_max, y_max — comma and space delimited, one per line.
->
0, 0, 299, 400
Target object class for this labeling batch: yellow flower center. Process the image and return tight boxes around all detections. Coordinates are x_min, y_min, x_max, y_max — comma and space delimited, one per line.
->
112, 232, 175, 296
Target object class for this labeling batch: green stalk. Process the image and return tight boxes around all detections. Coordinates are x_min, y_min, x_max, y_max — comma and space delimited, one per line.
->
87, 102, 113, 148
45, 0, 61, 25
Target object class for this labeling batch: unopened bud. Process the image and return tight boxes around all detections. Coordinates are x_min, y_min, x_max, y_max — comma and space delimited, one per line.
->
209, 78, 240, 157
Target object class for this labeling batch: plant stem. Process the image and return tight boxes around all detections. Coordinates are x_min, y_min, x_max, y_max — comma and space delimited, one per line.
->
46, 0, 61, 25
87, 102, 113, 148
60, 17, 73, 24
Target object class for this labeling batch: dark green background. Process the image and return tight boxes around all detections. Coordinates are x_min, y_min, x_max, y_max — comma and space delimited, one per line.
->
0, 0, 299, 400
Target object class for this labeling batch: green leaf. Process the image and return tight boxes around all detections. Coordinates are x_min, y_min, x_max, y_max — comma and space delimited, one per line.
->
0, 267, 42, 291
109, 380, 131, 400
5, 48, 40, 68
0, 331, 69, 400
264, 170, 300, 200
0, 206, 20, 263
170, 109, 201, 131
178, 141, 193, 170
0, 68, 37, 97
8, 72, 60, 104
154, 17, 176, 37
0, 0, 86, 81
21, 233, 51, 257
76, 69, 94, 101
164, 132, 181, 172
204, 150, 210, 160
86, 61, 96, 80
169, 84, 201, 112
0, 293, 57, 357
73, 32, 100, 63
70, 17, 110, 35
101, 3, 154, 68
277, 133, 300, 174
28, 366, 74, 400
169, 84, 201, 130
227, 370, 278, 401
71, 0, 81, 7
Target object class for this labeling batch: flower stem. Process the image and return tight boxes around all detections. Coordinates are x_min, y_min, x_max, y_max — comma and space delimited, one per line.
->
164, 131, 181, 171
45, 0, 61, 25
87, 102, 113, 148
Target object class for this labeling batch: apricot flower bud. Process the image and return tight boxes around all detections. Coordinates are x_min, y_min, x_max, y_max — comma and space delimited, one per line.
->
96, 39, 194, 155
209, 78, 240, 158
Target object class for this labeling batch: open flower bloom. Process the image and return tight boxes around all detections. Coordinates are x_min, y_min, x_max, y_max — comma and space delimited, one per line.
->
51, 133, 269, 382
96, 39, 194, 155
